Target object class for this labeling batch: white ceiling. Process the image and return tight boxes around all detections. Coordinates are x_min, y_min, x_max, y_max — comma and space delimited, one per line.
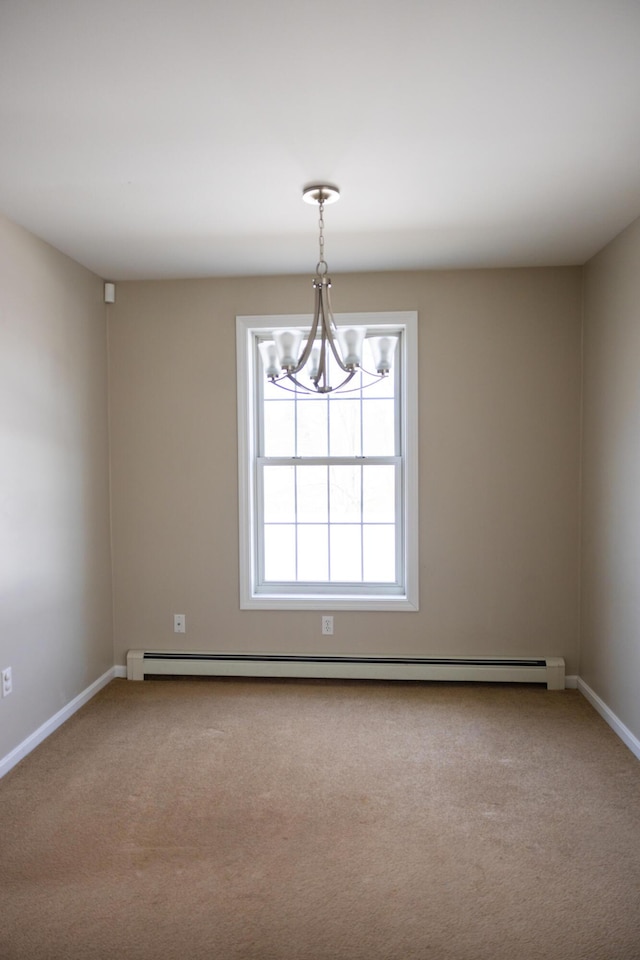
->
1, 0, 640, 280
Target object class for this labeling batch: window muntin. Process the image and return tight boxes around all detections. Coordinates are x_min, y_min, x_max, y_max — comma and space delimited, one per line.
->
236, 312, 418, 611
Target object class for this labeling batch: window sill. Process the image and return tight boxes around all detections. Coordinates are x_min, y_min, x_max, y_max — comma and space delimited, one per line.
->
240, 593, 419, 612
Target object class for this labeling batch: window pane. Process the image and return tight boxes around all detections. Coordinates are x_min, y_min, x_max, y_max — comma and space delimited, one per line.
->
329, 525, 362, 581
297, 524, 329, 581
264, 525, 296, 580
263, 400, 295, 457
329, 399, 361, 457
325, 350, 349, 393
264, 379, 291, 400
329, 465, 362, 522
363, 526, 396, 581
296, 465, 328, 523
362, 399, 395, 456
297, 397, 328, 457
263, 466, 295, 523
362, 466, 395, 522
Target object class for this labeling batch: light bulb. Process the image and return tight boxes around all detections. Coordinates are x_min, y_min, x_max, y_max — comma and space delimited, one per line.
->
369, 335, 398, 374
336, 326, 366, 368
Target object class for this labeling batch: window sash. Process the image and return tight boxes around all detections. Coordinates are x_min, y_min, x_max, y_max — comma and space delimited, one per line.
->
256, 456, 403, 592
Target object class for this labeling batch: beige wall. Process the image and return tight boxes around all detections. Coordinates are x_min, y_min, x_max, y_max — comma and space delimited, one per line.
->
582, 215, 640, 739
108, 268, 582, 671
5, 201, 640, 760
0, 215, 113, 760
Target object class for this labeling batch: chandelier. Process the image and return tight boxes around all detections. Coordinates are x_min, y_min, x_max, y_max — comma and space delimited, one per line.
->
259, 184, 397, 395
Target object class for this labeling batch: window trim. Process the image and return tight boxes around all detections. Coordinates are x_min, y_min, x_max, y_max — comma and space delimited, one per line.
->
236, 311, 419, 611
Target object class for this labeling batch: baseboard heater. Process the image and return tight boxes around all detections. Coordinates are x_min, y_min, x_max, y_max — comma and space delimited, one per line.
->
126, 651, 565, 690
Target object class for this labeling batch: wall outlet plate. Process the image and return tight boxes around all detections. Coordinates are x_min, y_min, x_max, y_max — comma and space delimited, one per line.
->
321, 615, 334, 636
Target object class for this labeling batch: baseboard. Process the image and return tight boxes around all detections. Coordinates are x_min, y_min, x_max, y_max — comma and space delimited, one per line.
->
577, 678, 640, 761
564, 674, 578, 689
0, 666, 118, 779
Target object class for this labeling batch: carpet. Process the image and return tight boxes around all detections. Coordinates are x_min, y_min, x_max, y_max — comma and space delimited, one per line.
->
1, 678, 639, 959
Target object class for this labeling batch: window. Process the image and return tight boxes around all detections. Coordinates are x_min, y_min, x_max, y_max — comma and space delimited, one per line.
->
236, 312, 418, 610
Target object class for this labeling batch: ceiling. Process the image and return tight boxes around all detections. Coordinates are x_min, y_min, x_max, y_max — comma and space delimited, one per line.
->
1, 0, 640, 281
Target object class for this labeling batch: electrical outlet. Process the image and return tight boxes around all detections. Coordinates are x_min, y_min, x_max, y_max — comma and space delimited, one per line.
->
174, 614, 186, 634
321, 615, 334, 636
2, 667, 12, 697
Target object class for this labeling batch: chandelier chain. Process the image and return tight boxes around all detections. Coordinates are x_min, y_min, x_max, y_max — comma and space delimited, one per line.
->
317, 197, 327, 276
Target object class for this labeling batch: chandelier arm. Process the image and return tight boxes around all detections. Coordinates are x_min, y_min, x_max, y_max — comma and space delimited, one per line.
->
324, 280, 337, 333
322, 368, 358, 393
288, 286, 322, 375
268, 368, 384, 396
286, 368, 358, 394
314, 328, 329, 391
332, 368, 358, 391
320, 283, 350, 373
270, 377, 306, 394
284, 373, 318, 393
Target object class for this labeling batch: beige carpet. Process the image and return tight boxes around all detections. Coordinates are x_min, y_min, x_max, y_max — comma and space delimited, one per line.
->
2, 678, 639, 959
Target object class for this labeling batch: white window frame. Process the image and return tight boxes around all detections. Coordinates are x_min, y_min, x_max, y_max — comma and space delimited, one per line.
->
236, 311, 419, 611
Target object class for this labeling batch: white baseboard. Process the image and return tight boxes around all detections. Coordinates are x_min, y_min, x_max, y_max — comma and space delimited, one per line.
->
577, 678, 640, 761
0, 666, 118, 779
565, 674, 578, 689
